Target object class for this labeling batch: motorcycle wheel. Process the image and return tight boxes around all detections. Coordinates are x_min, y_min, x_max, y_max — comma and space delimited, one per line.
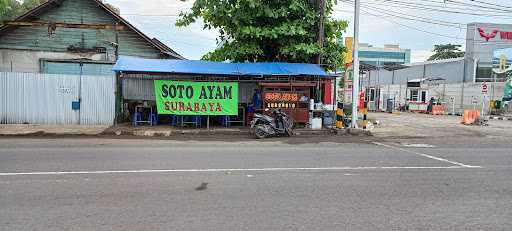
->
254, 125, 267, 139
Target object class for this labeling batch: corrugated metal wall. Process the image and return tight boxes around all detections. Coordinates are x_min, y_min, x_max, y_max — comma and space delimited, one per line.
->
80, 75, 116, 125
375, 82, 506, 114
0, 72, 115, 125
123, 78, 155, 101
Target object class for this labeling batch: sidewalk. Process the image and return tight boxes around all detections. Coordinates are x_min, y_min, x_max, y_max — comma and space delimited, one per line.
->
0, 124, 108, 136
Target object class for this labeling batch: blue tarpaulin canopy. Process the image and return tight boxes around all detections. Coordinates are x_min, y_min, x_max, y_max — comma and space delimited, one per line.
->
112, 56, 329, 77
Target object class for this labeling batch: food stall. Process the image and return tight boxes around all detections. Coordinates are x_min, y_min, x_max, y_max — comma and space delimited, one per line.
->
113, 56, 335, 128
260, 82, 315, 123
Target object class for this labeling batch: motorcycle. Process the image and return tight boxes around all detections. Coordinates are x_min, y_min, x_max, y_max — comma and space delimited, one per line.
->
250, 109, 293, 139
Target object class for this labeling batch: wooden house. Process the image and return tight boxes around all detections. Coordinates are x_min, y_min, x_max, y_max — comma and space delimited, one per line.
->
0, 0, 183, 75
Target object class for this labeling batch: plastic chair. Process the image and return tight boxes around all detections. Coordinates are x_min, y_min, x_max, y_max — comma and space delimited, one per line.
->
169, 115, 174, 126
132, 112, 142, 127
218, 115, 230, 127
170, 115, 177, 126
191, 116, 202, 128
150, 113, 158, 126
171, 115, 184, 127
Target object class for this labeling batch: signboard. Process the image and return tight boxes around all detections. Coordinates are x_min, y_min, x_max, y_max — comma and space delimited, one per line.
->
481, 82, 488, 95
264, 92, 300, 109
154, 80, 238, 115
471, 96, 478, 105
492, 48, 512, 101
266, 102, 297, 109
264, 92, 299, 102
344, 37, 354, 66
493, 48, 512, 74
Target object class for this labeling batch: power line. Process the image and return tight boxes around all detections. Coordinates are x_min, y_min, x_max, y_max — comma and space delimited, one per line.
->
389, 0, 512, 13
336, 1, 467, 26
456, 0, 510, 9
444, 0, 511, 12
339, 0, 466, 40
368, 0, 512, 13
363, 0, 512, 17
367, 0, 512, 13
337, 1, 512, 44
334, 7, 465, 29
337, 0, 469, 28
122, 13, 181, 17
336, 0, 512, 46
341, 0, 512, 17
347, 3, 467, 28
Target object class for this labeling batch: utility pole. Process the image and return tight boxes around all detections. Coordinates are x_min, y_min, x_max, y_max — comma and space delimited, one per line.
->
351, 0, 360, 128
316, 0, 325, 64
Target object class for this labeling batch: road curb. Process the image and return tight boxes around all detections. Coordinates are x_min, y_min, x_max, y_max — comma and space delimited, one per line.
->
488, 116, 512, 121
106, 127, 367, 138
0, 126, 372, 138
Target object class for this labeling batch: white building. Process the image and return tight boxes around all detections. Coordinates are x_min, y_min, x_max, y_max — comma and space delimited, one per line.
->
363, 22, 512, 114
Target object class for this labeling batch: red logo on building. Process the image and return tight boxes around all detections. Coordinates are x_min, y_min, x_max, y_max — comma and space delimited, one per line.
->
501, 31, 512, 40
478, 28, 499, 41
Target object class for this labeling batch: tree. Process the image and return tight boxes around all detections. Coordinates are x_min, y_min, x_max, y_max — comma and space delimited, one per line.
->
0, 0, 46, 22
176, 0, 348, 71
428, 44, 465, 61
0, 0, 8, 13
0, 0, 14, 20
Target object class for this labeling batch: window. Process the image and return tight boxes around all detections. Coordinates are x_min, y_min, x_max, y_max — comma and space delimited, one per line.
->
475, 67, 493, 82
410, 90, 419, 102
365, 88, 376, 102
409, 89, 428, 102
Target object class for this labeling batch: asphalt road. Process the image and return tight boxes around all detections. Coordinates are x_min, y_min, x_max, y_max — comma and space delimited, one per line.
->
0, 137, 511, 231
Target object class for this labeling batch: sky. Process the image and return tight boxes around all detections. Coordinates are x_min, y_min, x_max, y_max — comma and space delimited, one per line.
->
105, 0, 512, 63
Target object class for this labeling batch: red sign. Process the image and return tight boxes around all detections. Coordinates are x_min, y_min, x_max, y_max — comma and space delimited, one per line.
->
264, 92, 299, 102
481, 82, 488, 94
501, 31, 512, 40
478, 28, 512, 41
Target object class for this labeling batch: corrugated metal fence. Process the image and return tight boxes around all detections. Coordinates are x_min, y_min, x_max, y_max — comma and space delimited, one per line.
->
0, 72, 115, 125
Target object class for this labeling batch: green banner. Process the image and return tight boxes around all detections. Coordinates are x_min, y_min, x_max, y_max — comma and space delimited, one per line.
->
154, 80, 238, 115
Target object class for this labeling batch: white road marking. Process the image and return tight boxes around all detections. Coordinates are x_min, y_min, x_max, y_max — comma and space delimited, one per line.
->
0, 166, 470, 176
372, 142, 481, 168
402, 143, 436, 148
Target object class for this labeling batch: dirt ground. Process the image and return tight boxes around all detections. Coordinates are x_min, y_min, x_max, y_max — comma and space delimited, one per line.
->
3, 113, 512, 144
370, 112, 512, 140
